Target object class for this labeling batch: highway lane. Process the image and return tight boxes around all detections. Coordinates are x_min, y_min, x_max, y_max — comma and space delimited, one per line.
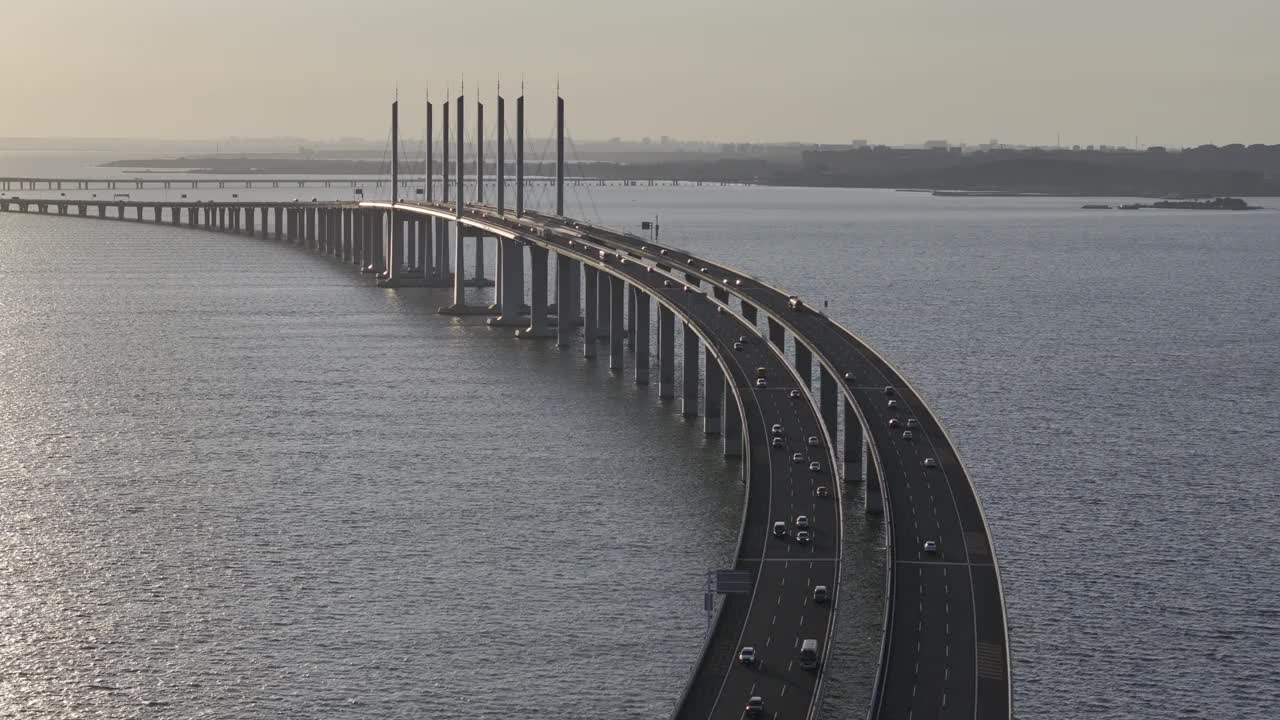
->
517, 212, 1011, 720
391, 203, 844, 720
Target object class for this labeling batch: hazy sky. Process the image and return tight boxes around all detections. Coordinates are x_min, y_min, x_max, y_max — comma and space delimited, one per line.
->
3, 0, 1278, 146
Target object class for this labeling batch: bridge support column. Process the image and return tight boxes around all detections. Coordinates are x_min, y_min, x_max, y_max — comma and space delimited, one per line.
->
658, 305, 675, 398
768, 317, 785, 351
865, 452, 884, 516
723, 382, 742, 457
682, 322, 699, 416
843, 397, 863, 484
472, 235, 489, 284
627, 288, 637, 352
796, 341, 813, 390
489, 238, 526, 326
703, 351, 723, 434
406, 219, 417, 268
608, 276, 625, 371
354, 211, 366, 268
742, 300, 758, 327
556, 253, 575, 348
596, 271, 611, 342
819, 365, 839, 439
580, 264, 598, 358
634, 289, 650, 384
274, 207, 283, 241
515, 245, 555, 337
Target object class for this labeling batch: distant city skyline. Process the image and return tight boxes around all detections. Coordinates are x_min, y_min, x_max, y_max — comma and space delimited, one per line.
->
2, 0, 1278, 147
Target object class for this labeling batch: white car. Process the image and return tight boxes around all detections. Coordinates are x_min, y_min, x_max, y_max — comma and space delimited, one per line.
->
795, 531, 811, 545
808, 461, 822, 472
791, 453, 804, 463
813, 585, 830, 603
755, 378, 767, 388
902, 430, 913, 441
884, 386, 896, 395
772, 522, 788, 538
789, 389, 802, 399
795, 515, 810, 530
888, 418, 900, 429
906, 418, 920, 429
733, 342, 745, 351
739, 646, 756, 665
923, 458, 937, 468
771, 437, 785, 448
738, 336, 750, 344
771, 424, 784, 435
806, 436, 820, 447
887, 399, 898, 409
843, 371, 855, 381
923, 540, 938, 553
815, 485, 830, 498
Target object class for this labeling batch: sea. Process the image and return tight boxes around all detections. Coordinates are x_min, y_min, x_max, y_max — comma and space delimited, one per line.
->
1, 149, 1277, 719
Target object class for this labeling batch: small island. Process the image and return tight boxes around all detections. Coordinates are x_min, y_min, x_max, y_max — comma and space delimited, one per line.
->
1082, 197, 1259, 211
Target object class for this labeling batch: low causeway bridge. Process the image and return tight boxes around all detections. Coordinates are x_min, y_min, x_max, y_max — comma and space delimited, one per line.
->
0, 93, 1011, 720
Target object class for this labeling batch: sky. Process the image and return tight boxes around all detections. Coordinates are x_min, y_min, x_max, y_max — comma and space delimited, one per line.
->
2, 0, 1278, 147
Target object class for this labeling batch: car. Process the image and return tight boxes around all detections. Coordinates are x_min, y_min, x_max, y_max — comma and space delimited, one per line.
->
923, 540, 938, 553
906, 418, 920, 429
700, 266, 709, 272
816, 485, 830, 497
807, 436, 820, 447
733, 342, 745, 351
755, 378, 767, 388
771, 436, 785, 448
738, 335, 750, 344
923, 457, 937, 468
795, 530, 811, 545
734, 279, 743, 286
756, 367, 768, 378
662, 279, 674, 288
809, 461, 822, 472
843, 371, 855, 381
902, 430, 913, 441
772, 522, 788, 538
686, 258, 695, 265
682, 285, 694, 293
888, 418, 900, 429
887, 399, 898, 409
795, 515, 810, 529
813, 585, 830, 603
791, 453, 804, 463
884, 386, 896, 396
771, 423, 784, 435
787, 295, 805, 311
739, 646, 756, 665
745, 697, 765, 717
789, 389, 802, 399
717, 305, 726, 314
660, 248, 668, 255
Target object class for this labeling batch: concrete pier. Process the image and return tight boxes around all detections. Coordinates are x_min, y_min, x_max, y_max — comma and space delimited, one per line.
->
608, 275, 625, 370
865, 451, 884, 515
658, 305, 675, 398
516, 245, 554, 338
633, 289, 650, 384
556, 254, 574, 348
768, 317, 785, 351
703, 351, 724, 434
682, 323, 699, 416
723, 381, 742, 457
796, 341, 813, 390
489, 238, 526, 327
843, 397, 863, 483
581, 264, 598, 358
819, 365, 839, 437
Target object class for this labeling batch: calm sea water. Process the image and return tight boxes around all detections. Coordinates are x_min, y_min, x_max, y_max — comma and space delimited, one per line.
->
2, 153, 1278, 719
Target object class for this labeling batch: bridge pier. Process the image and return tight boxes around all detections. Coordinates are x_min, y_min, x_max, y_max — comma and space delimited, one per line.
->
703, 351, 723, 434
515, 245, 555, 337
796, 341, 813, 390
556, 254, 575, 348
819, 365, 839, 438
633, 289, 650, 384
489, 238, 526, 327
627, 288, 637, 352
596, 270, 611, 342
658, 305, 675, 398
723, 381, 742, 457
682, 323, 699, 416
768, 317, 785, 351
843, 397, 863, 482
741, 300, 758, 328
865, 451, 884, 516
580, 264, 598, 357
608, 275, 625, 370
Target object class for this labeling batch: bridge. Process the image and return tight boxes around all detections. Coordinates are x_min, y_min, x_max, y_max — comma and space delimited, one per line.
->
0, 92, 1011, 720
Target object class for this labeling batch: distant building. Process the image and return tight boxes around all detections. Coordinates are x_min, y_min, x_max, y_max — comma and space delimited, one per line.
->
923, 140, 949, 150
850, 139, 868, 148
